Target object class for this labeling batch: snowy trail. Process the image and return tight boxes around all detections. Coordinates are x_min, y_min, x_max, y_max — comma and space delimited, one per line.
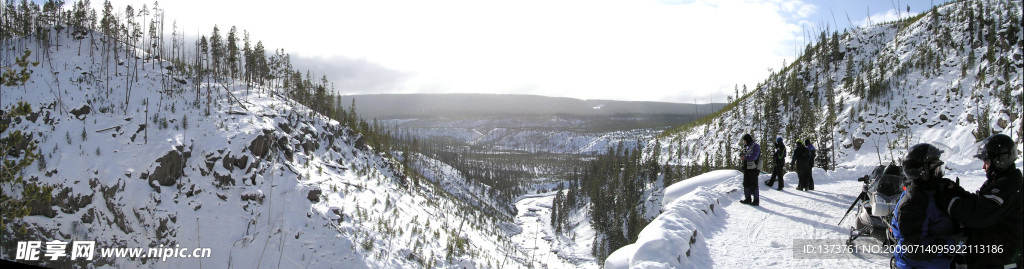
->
608, 167, 992, 268
705, 170, 892, 268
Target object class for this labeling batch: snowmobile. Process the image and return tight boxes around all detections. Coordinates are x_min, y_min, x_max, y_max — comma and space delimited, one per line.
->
839, 162, 909, 246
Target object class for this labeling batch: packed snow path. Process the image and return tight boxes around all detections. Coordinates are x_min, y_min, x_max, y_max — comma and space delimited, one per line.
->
705, 169, 888, 268
609, 168, 988, 268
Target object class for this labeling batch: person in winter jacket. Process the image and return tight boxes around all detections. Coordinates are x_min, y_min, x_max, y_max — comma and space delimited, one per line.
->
891, 143, 962, 269
935, 134, 1023, 268
765, 137, 786, 190
739, 134, 761, 206
803, 139, 815, 190
793, 139, 810, 191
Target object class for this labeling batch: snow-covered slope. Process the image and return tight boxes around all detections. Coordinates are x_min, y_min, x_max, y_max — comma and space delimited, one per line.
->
2, 32, 525, 268
655, 0, 1021, 170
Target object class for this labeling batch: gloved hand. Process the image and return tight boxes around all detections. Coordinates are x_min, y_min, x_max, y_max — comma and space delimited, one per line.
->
941, 178, 970, 197
934, 178, 969, 210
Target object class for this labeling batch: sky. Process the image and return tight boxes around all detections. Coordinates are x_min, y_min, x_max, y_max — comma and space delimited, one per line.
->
84, 0, 950, 103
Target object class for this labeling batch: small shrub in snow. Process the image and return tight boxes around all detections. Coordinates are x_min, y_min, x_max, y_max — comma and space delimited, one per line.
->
37, 154, 47, 171
361, 238, 373, 251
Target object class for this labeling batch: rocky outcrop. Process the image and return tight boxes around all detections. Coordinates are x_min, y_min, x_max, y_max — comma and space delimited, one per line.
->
307, 187, 322, 202
151, 146, 191, 187
70, 105, 91, 120
54, 187, 93, 214
249, 131, 273, 158
222, 154, 249, 171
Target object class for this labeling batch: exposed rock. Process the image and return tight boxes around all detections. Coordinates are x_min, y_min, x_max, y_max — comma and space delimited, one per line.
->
55, 188, 93, 214
250, 133, 273, 158
202, 153, 220, 176
222, 154, 249, 171
70, 105, 91, 120
302, 139, 318, 153
81, 207, 96, 223
151, 148, 190, 187
278, 136, 294, 162
241, 191, 265, 204
307, 187, 322, 202
213, 172, 234, 188
277, 122, 293, 134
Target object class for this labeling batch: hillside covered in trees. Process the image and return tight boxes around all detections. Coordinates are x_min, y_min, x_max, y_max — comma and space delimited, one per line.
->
1, 1, 537, 267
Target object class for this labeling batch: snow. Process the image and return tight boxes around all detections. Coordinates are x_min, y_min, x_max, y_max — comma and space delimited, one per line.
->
627, 1, 1021, 265
512, 193, 599, 269
608, 167, 991, 268
661, 170, 741, 210
2, 29, 527, 268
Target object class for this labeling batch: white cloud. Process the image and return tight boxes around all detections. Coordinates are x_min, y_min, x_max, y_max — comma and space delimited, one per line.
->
100, 0, 814, 103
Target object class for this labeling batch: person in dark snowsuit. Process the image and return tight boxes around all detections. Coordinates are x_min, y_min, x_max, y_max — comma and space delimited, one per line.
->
891, 143, 962, 269
792, 139, 810, 191
803, 139, 815, 191
765, 137, 786, 190
739, 134, 761, 206
936, 134, 1023, 269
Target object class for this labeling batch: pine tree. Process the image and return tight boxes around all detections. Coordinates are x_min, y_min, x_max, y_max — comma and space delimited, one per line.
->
210, 25, 223, 82
227, 25, 239, 79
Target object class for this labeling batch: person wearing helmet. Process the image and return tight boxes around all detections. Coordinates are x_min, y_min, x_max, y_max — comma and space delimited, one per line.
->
765, 137, 786, 191
936, 134, 1023, 268
890, 143, 962, 269
793, 139, 810, 191
739, 133, 761, 206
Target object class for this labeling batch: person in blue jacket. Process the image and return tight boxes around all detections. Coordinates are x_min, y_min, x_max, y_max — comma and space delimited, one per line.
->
739, 134, 761, 206
891, 143, 962, 269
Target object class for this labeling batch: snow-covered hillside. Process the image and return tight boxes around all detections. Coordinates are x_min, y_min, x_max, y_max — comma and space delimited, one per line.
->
1, 31, 526, 268
656, 0, 1022, 170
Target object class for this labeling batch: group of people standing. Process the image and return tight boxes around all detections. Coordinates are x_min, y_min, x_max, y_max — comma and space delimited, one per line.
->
736, 133, 1022, 268
891, 134, 1023, 269
734, 132, 1022, 268
737, 134, 817, 206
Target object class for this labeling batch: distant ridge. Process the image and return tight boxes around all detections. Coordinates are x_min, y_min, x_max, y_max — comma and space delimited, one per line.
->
340, 93, 726, 118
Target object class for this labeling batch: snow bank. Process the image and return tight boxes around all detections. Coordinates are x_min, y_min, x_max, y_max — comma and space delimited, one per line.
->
607, 170, 741, 269
660, 170, 741, 210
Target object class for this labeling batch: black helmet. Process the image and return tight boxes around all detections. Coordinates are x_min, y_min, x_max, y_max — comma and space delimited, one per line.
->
974, 134, 1019, 171
903, 143, 944, 181
742, 134, 753, 144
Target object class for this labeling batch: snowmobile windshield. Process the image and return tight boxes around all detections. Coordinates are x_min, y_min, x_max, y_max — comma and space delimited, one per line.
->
871, 174, 904, 197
